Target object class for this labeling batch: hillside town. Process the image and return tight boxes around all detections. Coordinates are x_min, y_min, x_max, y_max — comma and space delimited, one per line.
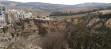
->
0, 6, 52, 28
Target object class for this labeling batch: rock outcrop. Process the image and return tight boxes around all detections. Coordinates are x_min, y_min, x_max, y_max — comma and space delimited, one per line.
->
0, 18, 68, 49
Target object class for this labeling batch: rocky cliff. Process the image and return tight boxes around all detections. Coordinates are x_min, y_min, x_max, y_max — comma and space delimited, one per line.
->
0, 18, 68, 49
1, 12, 111, 49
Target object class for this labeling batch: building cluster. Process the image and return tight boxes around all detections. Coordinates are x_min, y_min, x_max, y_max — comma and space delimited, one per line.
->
6, 9, 32, 23
0, 6, 52, 28
0, 6, 32, 27
0, 6, 5, 22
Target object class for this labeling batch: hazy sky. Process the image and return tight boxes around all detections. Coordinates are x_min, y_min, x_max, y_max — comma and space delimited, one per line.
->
9, 0, 111, 5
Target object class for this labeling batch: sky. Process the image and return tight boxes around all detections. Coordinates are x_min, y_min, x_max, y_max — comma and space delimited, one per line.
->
8, 0, 111, 5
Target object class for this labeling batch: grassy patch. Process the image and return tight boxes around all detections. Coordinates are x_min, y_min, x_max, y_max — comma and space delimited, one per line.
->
54, 14, 85, 21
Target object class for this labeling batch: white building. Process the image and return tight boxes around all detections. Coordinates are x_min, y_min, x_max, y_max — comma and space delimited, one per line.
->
0, 6, 6, 27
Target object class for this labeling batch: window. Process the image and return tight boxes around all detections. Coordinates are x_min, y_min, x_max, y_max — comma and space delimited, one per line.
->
0, 11, 2, 15
2, 7, 5, 11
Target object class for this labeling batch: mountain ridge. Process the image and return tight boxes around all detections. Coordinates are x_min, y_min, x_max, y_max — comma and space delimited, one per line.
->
0, 1, 110, 12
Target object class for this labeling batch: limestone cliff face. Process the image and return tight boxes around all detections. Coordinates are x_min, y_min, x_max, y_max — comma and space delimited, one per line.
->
0, 32, 16, 49
87, 18, 101, 27
0, 19, 40, 49
106, 19, 111, 29
86, 17, 111, 29
0, 19, 68, 49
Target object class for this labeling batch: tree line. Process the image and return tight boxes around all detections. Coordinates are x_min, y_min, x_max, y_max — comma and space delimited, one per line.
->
50, 6, 111, 16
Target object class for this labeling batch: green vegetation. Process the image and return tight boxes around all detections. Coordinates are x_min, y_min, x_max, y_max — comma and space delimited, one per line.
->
99, 14, 111, 18
71, 33, 111, 49
67, 23, 111, 49
55, 14, 85, 21
49, 9, 99, 16
50, 6, 111, 16
24, 9, 43, 13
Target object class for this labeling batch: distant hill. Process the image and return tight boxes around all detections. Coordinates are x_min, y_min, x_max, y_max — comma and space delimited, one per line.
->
0, 1, 110, 12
